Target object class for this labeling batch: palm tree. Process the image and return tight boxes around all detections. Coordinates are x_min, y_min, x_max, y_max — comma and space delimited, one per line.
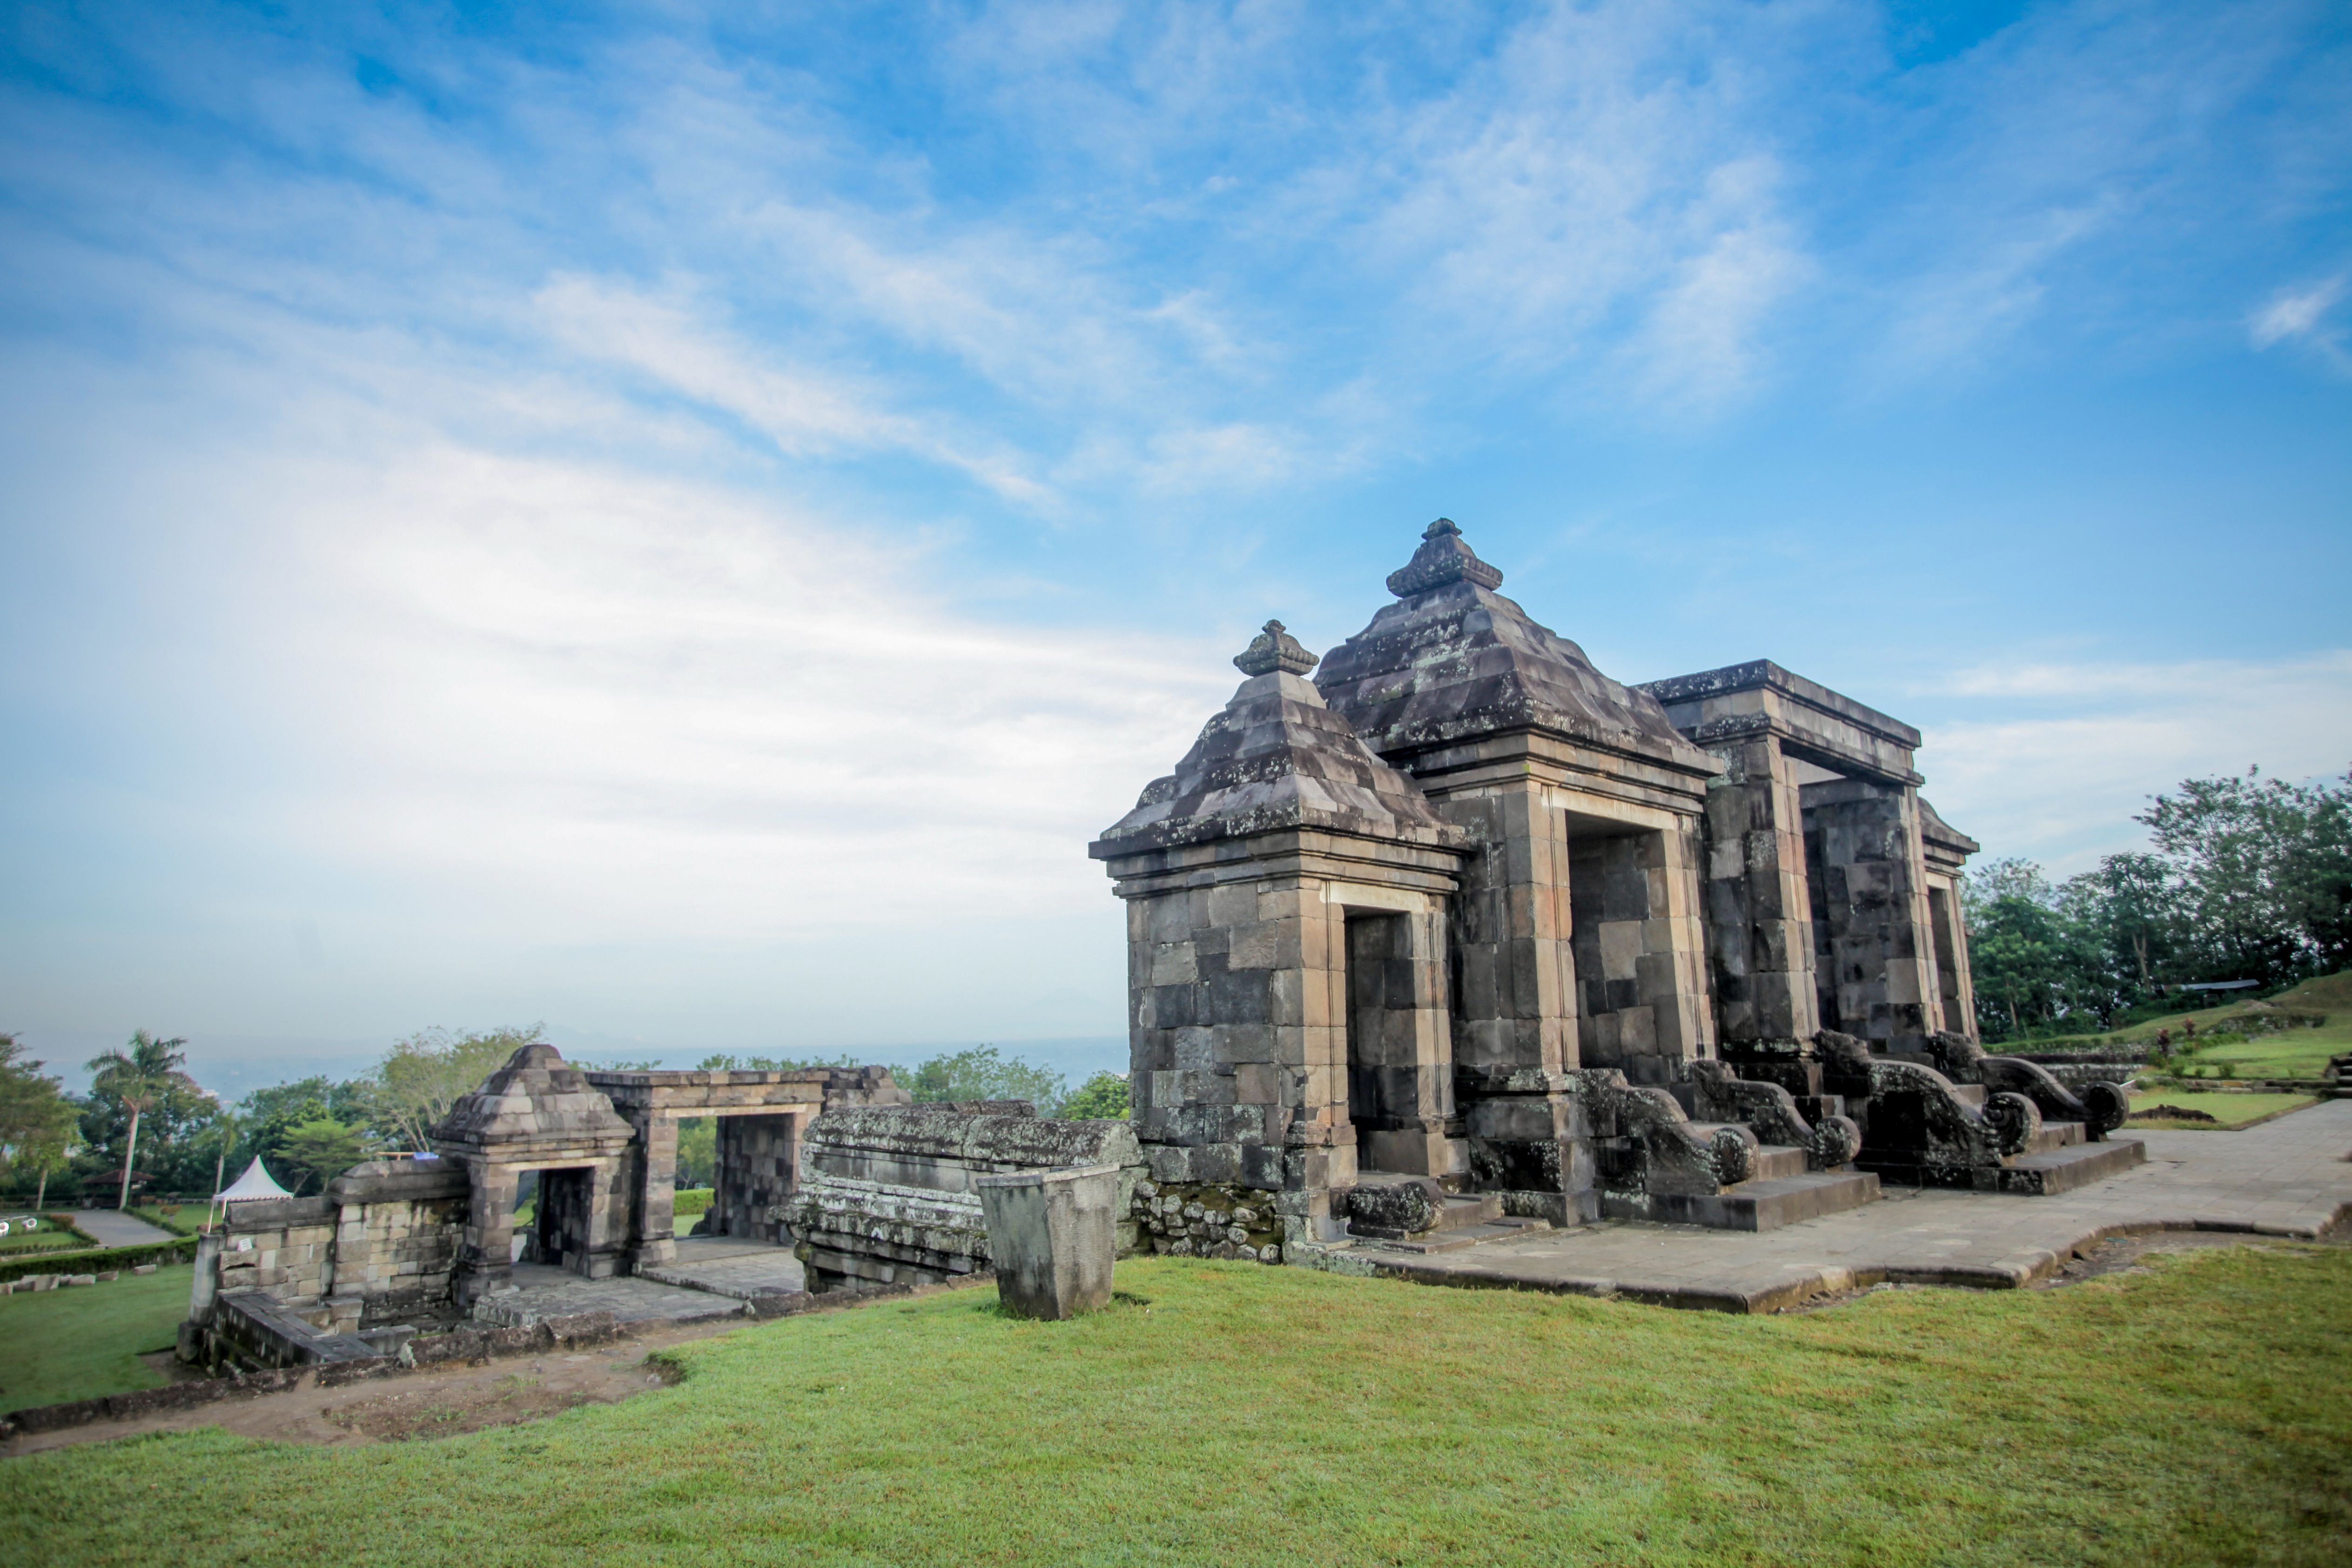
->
86, 1031, 193, 1211
204, 1106, 239, 1232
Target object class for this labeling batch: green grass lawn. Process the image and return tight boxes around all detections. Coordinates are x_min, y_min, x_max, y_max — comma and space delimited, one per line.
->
2128, 1090, 2320, 1128
130, 1203, 211, 1237
0, 1264, 191, 1417
0, 1216, 97, 1255
6, 1248, 2348, 1567
2176, 1029, 2347, 1082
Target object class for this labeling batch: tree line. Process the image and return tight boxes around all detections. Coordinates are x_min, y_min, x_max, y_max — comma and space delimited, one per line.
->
0, 1026, 1132, 1207
1965, 767, 2351, 1041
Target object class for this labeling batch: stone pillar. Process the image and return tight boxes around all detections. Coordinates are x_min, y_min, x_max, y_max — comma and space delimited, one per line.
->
1129, 877, 1333, 1196
1803, 779, 1942, 1055
1698, 732, 1819, 1051
188, 1231, 221, 1323
632, 1113, 679, 1267
1434, 782, 1577, 1085
1929, 883, 1978, 1038
583, 1159, 622, 1279
976, 1164, 1120, 1321
454, 1161, 518, 1307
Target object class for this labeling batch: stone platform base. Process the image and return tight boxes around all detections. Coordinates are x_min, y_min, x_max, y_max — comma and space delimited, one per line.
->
637, 1238, 806, 1300
1297, 1103, 2352, 1313
1605, 1168, 1883, 1232
1860, 1138, 2146, 1196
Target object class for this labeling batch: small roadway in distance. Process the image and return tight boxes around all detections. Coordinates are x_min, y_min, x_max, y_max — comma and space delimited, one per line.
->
71, 1209, 180, 1248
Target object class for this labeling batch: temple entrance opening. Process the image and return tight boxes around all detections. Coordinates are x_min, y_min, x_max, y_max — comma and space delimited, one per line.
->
701, 1111, 802, 1244
1339, 899, 1463, 1184
524, 1166, 595, 1270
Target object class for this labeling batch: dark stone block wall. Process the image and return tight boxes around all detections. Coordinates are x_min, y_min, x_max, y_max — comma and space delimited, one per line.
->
713, 1114, 799, 1244
1803, 779, 1942, 1055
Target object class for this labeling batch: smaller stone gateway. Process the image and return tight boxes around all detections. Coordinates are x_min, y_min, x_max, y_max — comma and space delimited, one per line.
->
179, 1043, 915, 1368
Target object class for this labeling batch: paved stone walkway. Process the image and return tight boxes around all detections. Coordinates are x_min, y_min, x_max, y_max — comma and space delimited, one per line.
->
1333, 1100, 2352, 1313
70, 1209, 179, 1248
641, 1238, 806, 1299
485, 1263, 751, 1327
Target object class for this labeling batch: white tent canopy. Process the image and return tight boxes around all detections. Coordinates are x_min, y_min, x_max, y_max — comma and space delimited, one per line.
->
215, 1156, 294, 1203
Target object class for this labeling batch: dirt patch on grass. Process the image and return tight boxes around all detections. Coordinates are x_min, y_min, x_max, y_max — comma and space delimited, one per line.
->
2, 1317, 733, 1457
320, 1358, 683, 1442
2032, 1226, 2350, 1291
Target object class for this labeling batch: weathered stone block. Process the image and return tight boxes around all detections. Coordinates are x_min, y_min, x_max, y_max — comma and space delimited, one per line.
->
977, 1165, 1121, 1320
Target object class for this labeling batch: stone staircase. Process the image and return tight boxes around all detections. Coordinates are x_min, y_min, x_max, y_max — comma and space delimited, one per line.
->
1344, 1173, 1553, 1253
1620, 1129, 1883, 1232
1853, 1081, 2147, 1194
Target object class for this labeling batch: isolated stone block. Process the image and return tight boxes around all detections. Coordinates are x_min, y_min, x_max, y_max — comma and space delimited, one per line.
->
976, 1164, 1121, 1321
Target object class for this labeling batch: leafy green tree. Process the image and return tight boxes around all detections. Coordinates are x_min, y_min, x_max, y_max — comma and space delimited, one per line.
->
231, 1075, 378, 1183
888, 1046, 1065, 1112
1963, 860, 2111, 1039
2134, 768, 2352, 983
278, 1118, 370, 1193
82, 1032, 214, 1207
0, 1034, 79, 1207
1058, 1072, 1130, 1120
675, 1119, 717, 1187
2071, 851, 2183, 996
371, 1025, 543, 1151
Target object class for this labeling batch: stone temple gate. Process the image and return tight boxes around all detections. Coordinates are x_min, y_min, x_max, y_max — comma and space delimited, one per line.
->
1093, 520, 2139, 1254
433, 1048, 908, 1306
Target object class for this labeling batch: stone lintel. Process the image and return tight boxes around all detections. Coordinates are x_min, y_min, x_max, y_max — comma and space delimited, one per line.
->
1640, 661, 1924, 787
1378, 722, 1724, 795
1098, 827, 1464, 902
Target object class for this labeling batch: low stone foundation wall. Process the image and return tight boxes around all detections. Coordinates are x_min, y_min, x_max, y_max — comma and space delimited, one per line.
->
2022, 1062, 2142, 1089
1132, 1180, 1283, 1262
197, 1289, 379, 1371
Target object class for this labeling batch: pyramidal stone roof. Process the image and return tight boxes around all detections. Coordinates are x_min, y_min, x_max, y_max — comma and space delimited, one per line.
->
1091, 620, 1466, 858
1317, 520, 1716, 773
432, 1042, 637, 1160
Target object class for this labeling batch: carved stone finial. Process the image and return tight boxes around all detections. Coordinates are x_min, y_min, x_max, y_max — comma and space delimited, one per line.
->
1233, 619, 1320, 677
1385, 517, 1505, 598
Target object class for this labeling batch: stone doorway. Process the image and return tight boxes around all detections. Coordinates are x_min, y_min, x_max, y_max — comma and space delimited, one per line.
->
1342, 905, 1462, 1180
530, 1167, 594, 1272
1566, 815, 1678, 1084
704, 1112, 803, 1244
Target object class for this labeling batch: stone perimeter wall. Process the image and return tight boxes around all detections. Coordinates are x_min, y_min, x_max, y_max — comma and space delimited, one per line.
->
1132, 1180, 1285, 1263
207, 1161, 473, 1334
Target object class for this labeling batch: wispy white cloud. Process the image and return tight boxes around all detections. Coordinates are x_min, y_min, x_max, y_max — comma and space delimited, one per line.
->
1916, 651, 2352, 873
2249, 275, 2348, 369
534, 274, 1052, 503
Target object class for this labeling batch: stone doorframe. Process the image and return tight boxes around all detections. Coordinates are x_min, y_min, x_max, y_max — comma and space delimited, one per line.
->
455, 1153, 627, 1302
1551, 789, 1714, 1086
1330, 879, 1461, 1182
586, 1066, 907, 1272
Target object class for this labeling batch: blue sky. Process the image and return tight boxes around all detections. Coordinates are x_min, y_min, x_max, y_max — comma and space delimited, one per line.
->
3, 1, 2347, 1094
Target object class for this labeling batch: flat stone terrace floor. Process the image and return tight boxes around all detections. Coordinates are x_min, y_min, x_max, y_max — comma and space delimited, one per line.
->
488, 1263, 753, 1327
1331, 1100, 2352, 1313
490, 1239, 807, 1325
640, 1238, 808, 1299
